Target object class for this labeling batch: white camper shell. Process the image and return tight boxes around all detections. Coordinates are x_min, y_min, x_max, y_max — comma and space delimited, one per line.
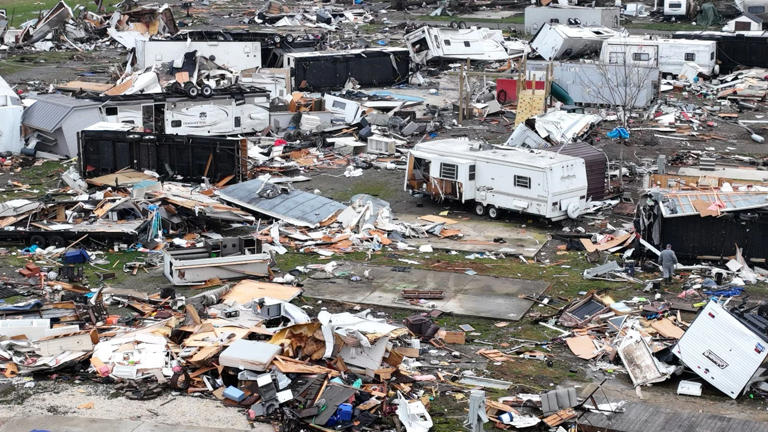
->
0, 75, 22, 154
600, 36, 718, 75
404, 26, 510, 63
531, 23, 618, 60
404, 139, 588, 221
135, 39, 262, 72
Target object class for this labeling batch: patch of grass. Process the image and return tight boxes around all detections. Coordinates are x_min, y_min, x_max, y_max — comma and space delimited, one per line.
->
416, 14, 523, 24
0, 0, 121, 27
328, 178, 399, 202
623, 21, 712, 31
0, 51, 82, 82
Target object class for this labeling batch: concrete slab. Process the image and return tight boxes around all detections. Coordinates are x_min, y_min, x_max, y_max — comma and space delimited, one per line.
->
303, 263, 550, 320
399, 214, 547, 257
0, 416, 264, 432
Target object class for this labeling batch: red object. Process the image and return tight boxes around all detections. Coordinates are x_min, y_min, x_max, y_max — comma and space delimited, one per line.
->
18, 269, 33, 278
495, 78, 545, 104
24, 263, 40, 274
273, 139, 287, 146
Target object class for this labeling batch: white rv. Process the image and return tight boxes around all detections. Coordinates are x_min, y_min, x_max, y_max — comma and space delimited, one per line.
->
0, 75, 22, 153
404, 139, 588, 221
100, 92, 270, 135
600, 36, 718, 75
531, 23, 618, 60
663, 0, 687, 16
135, 39, 262, 72
404, 26, 511, 63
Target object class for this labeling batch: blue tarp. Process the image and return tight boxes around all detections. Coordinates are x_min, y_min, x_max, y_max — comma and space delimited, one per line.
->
607, 127, 630, 139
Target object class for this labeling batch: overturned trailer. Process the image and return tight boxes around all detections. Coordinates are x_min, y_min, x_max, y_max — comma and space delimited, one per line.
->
159, 29, 326, 68
404, 26, 511, 64
530, 23, 617, 60
405, 139, 588, 221
283, 48, 409, 91
78, 126, 247, 184
635, 189, 768, 261
23, 89, 269, 157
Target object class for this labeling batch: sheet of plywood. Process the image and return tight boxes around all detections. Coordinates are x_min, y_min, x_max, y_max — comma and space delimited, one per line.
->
418, 214, 459, 225
650, 318, 684, 339
222, 280, 302, 304
566, 335, 597, 360
595, 233, 633, 251
580, 238, 597, 253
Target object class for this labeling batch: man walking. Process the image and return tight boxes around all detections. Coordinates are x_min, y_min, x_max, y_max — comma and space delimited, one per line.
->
658, 244, 678, 284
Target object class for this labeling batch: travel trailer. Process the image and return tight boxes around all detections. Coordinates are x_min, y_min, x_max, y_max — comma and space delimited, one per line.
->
530, 23, 618, 60
404, 139, 588, 221
599, 36, 718, 75
0, 75, 22, 153
524, 5, 621, 34
404, 26, 511, 63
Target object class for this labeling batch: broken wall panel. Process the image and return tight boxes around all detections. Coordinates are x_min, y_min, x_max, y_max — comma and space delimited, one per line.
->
78, 129, 245, 183
284, 48, 410, 91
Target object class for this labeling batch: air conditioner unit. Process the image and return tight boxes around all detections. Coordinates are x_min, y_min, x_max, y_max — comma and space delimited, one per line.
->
367, 135, 399, 155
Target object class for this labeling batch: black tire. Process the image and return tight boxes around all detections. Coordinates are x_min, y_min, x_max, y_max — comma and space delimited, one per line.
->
48, 235, 66, 247
30, 235, 46, 248
488, 206, 500, 220
474, 203, 485, 216
273, 34, 282, 44
200, 84, 213, 98
449, 21, 459, 29
458, 21, 467, 29
497, 89, 508, 104
170, 81, 183, 94
185, 84, 199, 98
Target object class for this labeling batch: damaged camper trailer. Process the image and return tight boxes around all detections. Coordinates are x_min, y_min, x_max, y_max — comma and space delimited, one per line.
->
404, 26, 511, 64
163, 236, 269, 285
599, 36, 718, 76
23, 89, 269, 157
0, 75, 22, 154
530, 24, 617, 61
283, 48, 409, 91
405, 139, 588, 221
524, 5, 621, 34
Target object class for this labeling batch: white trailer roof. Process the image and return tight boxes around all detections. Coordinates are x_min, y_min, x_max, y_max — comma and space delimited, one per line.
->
412, 139, 581, 169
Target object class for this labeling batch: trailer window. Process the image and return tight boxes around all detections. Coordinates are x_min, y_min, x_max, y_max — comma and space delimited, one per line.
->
748, 5, 765, 14
632, 52, 650, 61
469, 165, 476, 180
669, 2, 682, 8
332, 100, 347, 110
142, 105, 154, 133
608, 52, 625, 64
444, 39, 451, 46
440, 163, 458, 180
549, 18, 560, 23
105, 107, 118, 116
170, 120, 181, 128
684, 52, 696, 61
514, 175, 531, 189
410, 36, 429, 53
463, 41, 471, 47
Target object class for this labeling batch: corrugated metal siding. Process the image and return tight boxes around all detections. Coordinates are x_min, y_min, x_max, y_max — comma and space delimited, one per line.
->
548, 142, 606, 200
22, 94, 97, 132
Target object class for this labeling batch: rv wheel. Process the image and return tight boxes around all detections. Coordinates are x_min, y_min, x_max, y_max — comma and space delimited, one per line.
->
449, 21, 459, 29
458, 21, 467, 29
488, 206, 500, 219
30, 235, 46, 248
200, 84, 213, 98
285, 34, 295, 43
185, 83, 200, 98
474, 203, 486, 216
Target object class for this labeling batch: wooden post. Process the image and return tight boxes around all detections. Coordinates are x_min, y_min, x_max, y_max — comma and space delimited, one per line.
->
458, 61, 465, 125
